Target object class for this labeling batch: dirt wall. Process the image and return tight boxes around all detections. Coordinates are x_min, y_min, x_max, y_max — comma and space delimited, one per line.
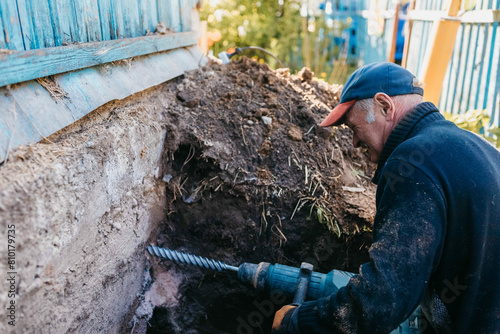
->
0, 88, 170, 333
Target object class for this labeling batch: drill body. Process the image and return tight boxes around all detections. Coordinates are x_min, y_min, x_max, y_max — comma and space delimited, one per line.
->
237, 262, 353, 301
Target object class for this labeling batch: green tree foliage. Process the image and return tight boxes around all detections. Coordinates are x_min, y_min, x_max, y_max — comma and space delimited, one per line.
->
200, 0, 350, 82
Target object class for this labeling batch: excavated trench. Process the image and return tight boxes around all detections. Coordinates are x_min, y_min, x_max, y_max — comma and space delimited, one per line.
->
140, 142, 374, 334
120, 59, 378, 333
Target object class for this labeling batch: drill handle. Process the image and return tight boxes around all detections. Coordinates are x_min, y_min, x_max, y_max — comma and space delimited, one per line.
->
292, 262, 314, 305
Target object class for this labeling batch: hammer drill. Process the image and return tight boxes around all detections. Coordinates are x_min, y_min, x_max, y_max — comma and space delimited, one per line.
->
147, 245, 422, 333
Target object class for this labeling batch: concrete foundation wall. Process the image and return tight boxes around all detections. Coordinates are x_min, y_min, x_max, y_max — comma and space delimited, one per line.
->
0, 87, 170, 333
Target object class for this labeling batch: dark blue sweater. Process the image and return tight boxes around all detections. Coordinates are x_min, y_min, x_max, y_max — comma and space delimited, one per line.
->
289, 102, 500, 333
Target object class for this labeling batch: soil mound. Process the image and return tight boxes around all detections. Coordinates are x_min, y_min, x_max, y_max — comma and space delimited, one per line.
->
135, 58, 377, 333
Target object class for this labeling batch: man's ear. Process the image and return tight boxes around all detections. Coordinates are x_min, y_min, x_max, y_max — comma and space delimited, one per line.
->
374, 93, 394, 120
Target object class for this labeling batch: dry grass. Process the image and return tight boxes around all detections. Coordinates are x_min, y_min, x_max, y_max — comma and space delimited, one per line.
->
36, 76, 69, 102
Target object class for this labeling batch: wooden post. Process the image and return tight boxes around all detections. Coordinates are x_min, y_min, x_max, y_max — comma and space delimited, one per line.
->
200, 20, 208, 54
401, 0, 415, 68
388, 2, 401, 63
420, 0, 462, 105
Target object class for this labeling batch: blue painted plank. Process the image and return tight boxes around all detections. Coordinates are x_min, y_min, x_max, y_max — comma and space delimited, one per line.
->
71, 1, 88, 43
485, 22, 499, 123
180, 0, 192, 32
9, 81, 76, 136
109, 0, 123, 39
449, 24, 467, 114
47, 0, 63, 47
139, 0, 149, 35
85, 0, 102, 42
16, 0, 35, 50
30, 0, 55, 48
476, 23, 493, 110
0, 97, 42, 159
147, 0, 160, 31
482, 22, 497, 112
122, 0, 141, 37
156, 0, 171, 28
140, 0, 158, 34
415, 21, 428, 76
169, 0, 181, 32
25, 0, 43, 49
97, 0, 112, 41
51, 0, 71, 45
0, 31, 198, 87
463, 23, 480, 111
474, 24, 490, 109
441, 44, 453, 112
468, 24, 485, 111
443, 24, 464, 113
60, 67, 125, 115
406, 20, 422, 75
457, 23, 473, 114
0, 6, 6, 49
0, 0, 24, 50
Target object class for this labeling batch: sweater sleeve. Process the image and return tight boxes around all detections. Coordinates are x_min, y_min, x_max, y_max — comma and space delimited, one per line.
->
293, 159, 446, 333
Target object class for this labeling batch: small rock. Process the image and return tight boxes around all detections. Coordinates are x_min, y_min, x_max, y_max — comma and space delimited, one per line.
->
247, 120, 254, 125
287, 124, 303, 141
176, 88, 198, 107
297, 67, 314, 81
155, 22, 167, 34
261, 116, 273, 125
113, 223, 122, 230
163, 174, 173, 183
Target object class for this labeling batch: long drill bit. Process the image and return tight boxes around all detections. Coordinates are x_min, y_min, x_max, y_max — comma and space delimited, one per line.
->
147, 245, 239, 272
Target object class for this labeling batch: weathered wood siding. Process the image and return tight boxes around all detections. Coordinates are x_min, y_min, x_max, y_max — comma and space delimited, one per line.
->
0, 0, 203, 163
0, 0, 192, 50
0, 0, 199, 87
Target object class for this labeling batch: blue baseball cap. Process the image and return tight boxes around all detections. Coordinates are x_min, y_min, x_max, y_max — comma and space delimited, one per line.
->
320, 62, 424, 127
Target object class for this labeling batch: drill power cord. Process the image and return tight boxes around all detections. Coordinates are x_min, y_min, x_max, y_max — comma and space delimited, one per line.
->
218, 46, 284, 68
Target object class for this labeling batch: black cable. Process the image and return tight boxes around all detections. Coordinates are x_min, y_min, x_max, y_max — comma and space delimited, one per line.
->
230, 46, 285, 68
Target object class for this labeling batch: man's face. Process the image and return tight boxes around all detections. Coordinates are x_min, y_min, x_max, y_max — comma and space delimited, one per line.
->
344, 104, 387, 163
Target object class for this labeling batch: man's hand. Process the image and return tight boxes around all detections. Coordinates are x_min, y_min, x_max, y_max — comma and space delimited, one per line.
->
272, 305, 297, 333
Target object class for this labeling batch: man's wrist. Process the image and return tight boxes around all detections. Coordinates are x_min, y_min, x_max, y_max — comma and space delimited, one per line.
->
283, 306, 300, 333
288, 306, 301, 333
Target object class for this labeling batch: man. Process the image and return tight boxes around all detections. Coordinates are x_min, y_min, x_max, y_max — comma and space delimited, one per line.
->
272, 62, 500, 333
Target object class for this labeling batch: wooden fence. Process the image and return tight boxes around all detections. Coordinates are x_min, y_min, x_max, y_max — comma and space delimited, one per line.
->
328, 0, 499, 127
405, 0, 499, 126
